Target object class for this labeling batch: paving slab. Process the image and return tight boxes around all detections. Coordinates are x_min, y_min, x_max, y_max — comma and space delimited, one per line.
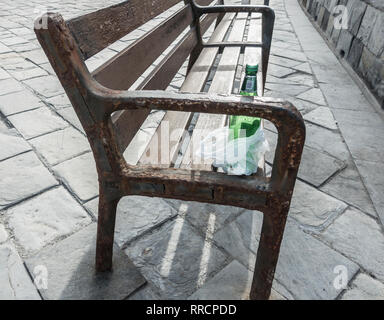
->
5, 187, 92, 256
165, 199, 244, 236
0, 89, 42, 115
0, 152, 57, 209
86, 196, 178, 247
304, 106, 338, 130
23, 75, 64, 98
8, 106, 69, 139
8, 66, 48, 81
188, 260, 285, 300
25, 223, 146, 300
0, 77, 24, 96
341, 273, 384, 300
0, 243, 41, 300
53, 152, 98, 202
125, 217, 231, 299
296, 87, 327, 105
354, 160, 384, 221
285, 0, 384, 224
0, 126, 31, 161
265, 130, 346, 187
29, 127, 90, 166
317, 208, 384, 282
289, 180, 348, 231
213, 212, 359, 299
321, 160, 377, 217
56, 107, 85, 134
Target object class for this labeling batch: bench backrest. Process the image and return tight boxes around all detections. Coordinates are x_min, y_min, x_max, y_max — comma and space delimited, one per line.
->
34, 0, 272, 156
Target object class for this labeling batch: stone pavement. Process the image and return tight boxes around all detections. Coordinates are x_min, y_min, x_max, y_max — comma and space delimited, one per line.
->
0, 0, 384, 300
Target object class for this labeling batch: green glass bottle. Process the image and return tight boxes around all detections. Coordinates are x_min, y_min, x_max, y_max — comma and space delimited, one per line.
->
240, 64, 258, 96
229, 64, 260, 140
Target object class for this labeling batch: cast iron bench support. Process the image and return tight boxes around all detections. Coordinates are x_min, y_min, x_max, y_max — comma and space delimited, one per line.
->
34, 0, 305, 300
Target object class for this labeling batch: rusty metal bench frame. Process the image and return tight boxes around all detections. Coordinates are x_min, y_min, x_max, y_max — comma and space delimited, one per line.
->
34, 0, 305, 300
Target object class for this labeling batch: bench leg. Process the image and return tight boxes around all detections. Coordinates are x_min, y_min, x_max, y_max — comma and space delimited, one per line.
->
249, 205, 289, 300
95, 189, 120, 272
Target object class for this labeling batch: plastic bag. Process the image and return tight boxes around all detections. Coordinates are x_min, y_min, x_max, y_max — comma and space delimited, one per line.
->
195, 126, 269, 175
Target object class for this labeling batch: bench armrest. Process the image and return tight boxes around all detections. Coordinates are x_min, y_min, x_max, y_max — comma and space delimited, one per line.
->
89, 89, 305, 193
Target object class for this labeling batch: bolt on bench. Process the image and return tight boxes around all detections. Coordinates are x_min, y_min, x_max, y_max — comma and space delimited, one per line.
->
35, 0, 305, 299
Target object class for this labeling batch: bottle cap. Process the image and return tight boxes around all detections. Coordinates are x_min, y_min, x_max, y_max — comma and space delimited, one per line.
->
245, 64, 258, 73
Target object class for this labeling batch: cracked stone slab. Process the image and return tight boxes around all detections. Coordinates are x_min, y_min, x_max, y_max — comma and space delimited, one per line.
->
21, 49, 49, 65
53, 152, 98, 202
299, 146, 346, 187
296, 88, 327, 105
188, 260, 285, 300
8, 107, 69, 139
46, 94, 71, 110
271, 48, 308, 62
292, 62, 312, 74
29, 127, 90, 166
213, 212, 359, 299
127, 283, 162, 300
56, 107, 85, 134
304, 122, 349, 161
321, 160, 377, 217
289, 180, 348, 231
341, 273, 384, 300
23, 75, 64, 98
25, 223, 146, 300
0, 126, 31, 161
332, 110, 384, 164
86, 196, 178, 247
267, 64, 296, 78
5, 187, 92, 256
265, 82, 310, 97
284, 72, 315, 87
165, 199, 244, 236
269, 55, 302, 68
265, 130, 346, 187
354, 160, 384, 224
0, 243, 41, 300
0, 90, 42, 116
317, 208, 384, 282
125, 217, 231, 299
304, 106, 338, 130
0, 77, 24, 96
0, 152, 58, 209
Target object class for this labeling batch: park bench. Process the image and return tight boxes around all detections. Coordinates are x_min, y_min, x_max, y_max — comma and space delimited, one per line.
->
34, 0, 305, 299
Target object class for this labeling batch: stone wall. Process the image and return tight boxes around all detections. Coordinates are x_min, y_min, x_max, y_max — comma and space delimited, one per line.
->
299, 0, 384, 108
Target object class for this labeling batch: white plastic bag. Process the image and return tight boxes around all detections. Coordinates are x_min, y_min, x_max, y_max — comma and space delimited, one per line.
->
195, 126, 269, 175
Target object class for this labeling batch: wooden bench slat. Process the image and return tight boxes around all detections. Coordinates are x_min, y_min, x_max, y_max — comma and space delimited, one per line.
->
180, 12, 249, 170
114, 11, 219, 154
92, 4, 194, 90
67, 0, 181, 59
135, 13, 235, 166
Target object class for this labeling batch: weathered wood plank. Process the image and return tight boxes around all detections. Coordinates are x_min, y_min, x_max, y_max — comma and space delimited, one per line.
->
92, 4, 194, 90
181, 12, 248, 170
67, 0, 182, 59
136, 13, 235, 166
115, 12, 219, 154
